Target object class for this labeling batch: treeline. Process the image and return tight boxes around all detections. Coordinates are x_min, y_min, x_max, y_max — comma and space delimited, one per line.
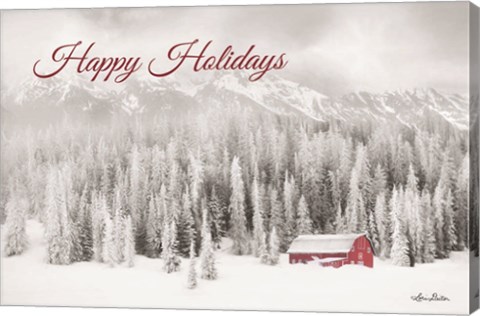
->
1, 105, 470, 269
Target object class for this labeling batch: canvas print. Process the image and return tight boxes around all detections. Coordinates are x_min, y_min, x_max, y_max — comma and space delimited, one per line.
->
0, 2, 479, 315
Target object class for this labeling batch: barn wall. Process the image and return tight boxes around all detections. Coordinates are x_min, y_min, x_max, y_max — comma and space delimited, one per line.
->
346, 236, 374, 267
288, 235, 375, 268
289, 252, 347, 264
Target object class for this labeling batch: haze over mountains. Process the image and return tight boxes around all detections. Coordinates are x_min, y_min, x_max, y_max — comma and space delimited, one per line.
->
2, 71, 469, 131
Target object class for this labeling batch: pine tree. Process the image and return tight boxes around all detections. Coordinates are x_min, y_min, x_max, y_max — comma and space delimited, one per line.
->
229, 157, 249, 255
113, 191, 125, 264
433, 182, 446, 258
296, 195, 313, 235
346, 168, 366, 233
338, 138, 353, 210
59, 164, 79, 263
187, 240, 197, 289
374, 193, 388, 257
420, 191, 435, 263
44, 168, 72, 265
353, 145, 372, 220
124, 215, 135, 267
298, 132, 323, 230
92, 193, 107, 262
129, 144, 142, 228
251, 174, 265, 257
390, 188, 410, 266
454, 155, 468, 250
69, 196, 84, 263
145, 194, 162, 258
269, 187, 287, 252
176, 188, 195, 257
208, 186, 225, 248
440, 151, 456, 193
167, 166, 184, 261
371, 164, 387, 199
102, 213, 116, 267
188, 152, 204, 214
283, 171, 297, 245
259, 231, 269, 264
3, 193, 28, 256
162, 219, 181, 273
368, 210, 380, 253
200, 209, 217, 280
405, 164, 420, 262
335, 203, 345, 233
268, 226, 280, 265
444, 189, 456, 256
78, 184, 93, 261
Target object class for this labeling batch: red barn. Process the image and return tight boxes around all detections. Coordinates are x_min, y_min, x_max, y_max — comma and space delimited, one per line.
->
287, 233, 375, 268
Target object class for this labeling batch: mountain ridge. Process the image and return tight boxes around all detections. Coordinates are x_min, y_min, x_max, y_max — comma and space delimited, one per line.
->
2, 72, 469, 131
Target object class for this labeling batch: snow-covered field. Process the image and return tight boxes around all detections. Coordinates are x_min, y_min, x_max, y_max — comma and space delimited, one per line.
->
1, 221, 470, 314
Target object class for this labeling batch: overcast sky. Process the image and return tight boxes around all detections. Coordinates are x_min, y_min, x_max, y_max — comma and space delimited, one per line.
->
1, 2, 470, 95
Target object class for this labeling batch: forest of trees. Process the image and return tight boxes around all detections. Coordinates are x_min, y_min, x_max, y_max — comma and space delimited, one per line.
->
0, 104, 471, 275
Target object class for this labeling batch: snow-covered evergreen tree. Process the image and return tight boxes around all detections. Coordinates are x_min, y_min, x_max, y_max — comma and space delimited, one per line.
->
390, 188, 410, 267
268, 226, 280, 265
374, 193, 388, 257
188, 152, 204, 213
444, 189, 456, 256
420, 191, 435, 263
129, 144, 142, 228
251, 173, 265, 257
338, 138, 353, 210
283, 171, 297, 244
353, 145, 372, 219
124, 214, 135, 267
78, 183, 93, 261
269, 186, 287, 252
113, 191, 125, 264
208, 186, 225, 249
454, 155, 468, 250
259, 231, 269, 264
433, 181, 446, 258
162, 219, 181, 273
200, 209, 217, 280
346, 168, 366, 233
329, 170, 341, 220
229, 156, 249, 255
404, 164, 420, 261
177, 187, 195, 257
296, 195, 313, 235
3, 192, 28, 256
334, 203, 345, 234
92, 193, 107, 262
145, 193, 162, 258
367, 210, 380, 253
44, 168, 72, 265
102, 213, 116, 267
371, 164, 387, 200
187, 240, 197, 289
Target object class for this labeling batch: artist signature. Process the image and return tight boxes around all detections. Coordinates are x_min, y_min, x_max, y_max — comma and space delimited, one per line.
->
411, 293, 450, 302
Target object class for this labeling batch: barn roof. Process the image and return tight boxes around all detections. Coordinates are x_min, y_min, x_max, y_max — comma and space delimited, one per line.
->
287, 233, 369, 254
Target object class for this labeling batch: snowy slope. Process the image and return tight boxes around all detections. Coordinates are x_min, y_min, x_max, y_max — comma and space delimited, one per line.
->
0, 220, 470, 314
3, 73, 469, 130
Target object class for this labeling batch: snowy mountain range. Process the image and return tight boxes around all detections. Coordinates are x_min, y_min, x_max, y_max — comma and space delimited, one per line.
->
2, 72, 469, 131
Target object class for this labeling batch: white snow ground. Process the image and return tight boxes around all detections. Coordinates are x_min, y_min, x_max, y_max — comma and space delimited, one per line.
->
0, 221, 470, 314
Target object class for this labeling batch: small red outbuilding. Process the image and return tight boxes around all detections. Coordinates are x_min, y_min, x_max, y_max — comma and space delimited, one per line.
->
287, 233, 375, 268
